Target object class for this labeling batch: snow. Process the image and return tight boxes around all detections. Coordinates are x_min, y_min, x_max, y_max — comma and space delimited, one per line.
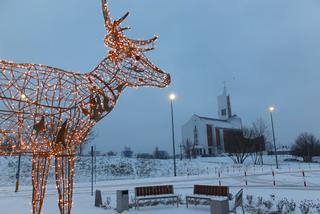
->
0, 155, 319, 213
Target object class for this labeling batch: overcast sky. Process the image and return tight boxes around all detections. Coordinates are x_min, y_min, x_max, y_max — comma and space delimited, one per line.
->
1, 0, 320, 154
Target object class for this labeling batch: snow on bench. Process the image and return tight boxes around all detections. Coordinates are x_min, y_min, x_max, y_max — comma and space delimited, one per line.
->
186, 185, 230, 207
134, 185, 179, 209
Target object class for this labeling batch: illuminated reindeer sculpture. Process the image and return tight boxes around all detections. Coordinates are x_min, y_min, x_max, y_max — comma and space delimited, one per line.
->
0, 0, 170, 213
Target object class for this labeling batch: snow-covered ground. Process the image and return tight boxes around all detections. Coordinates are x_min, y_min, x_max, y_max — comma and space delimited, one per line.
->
0, 155, 319, 213
0, 154, 316, 186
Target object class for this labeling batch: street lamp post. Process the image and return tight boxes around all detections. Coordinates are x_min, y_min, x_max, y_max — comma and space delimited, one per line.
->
269, 106, 279, 169
169, 94, 177, 177
91, 146, 94, 196
15, 155, 21, 192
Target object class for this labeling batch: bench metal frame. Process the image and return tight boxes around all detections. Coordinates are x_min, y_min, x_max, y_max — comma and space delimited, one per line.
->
134, 185, 179, 209
135, 195, 179, 209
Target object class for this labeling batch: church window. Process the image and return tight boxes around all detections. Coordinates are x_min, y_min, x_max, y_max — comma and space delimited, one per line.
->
206, 124, 213, 146
216, 128, 221, 146
194, 126, 199, 145
221, 109, 227, 116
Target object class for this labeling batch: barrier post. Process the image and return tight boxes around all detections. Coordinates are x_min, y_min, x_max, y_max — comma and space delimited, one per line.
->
272, 171, 276, 186
244, 171, 248, 186
302, 171, 307, 187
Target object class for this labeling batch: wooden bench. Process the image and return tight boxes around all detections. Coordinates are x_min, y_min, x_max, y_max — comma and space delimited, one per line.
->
186, 185, 230, 208
186, 185, 244, 213
134, 185, 178, 209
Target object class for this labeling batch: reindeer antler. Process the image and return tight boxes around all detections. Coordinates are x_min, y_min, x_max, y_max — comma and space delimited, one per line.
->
102, 0, 112, 29
101, 0, 158, 57
102, 0, 130, 31
100, 0, 169, 87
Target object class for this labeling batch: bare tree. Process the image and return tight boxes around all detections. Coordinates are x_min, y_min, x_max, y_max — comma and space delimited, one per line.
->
251, 119, 269, 165
228, 127, 254, 164
182, 139, 196, 159
225, 126, 265, 164
122, 146, 133, 158
153, 147, 161, 159
107, 150, 117, 156
292, 132, 320, 162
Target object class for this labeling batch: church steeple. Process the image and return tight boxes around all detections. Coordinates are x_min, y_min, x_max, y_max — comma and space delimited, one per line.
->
217, 84, 232, 120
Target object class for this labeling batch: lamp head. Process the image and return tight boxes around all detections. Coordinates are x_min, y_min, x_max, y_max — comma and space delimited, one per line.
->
269, 106, 275, 112
169, 93, 176, 101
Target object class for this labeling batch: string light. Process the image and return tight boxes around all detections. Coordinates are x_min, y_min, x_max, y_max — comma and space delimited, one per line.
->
0, 0, 170, 214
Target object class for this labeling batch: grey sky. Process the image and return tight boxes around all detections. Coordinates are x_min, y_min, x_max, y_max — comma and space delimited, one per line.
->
1, 0, 320, 154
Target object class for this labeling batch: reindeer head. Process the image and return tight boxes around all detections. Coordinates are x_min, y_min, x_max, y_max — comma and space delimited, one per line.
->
101, 0, 170, 88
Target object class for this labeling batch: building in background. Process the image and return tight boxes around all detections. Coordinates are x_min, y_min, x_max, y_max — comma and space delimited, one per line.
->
181, 87, 242, 156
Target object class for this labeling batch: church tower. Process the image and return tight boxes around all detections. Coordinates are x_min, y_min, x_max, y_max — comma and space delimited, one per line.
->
217, 84, 232, 120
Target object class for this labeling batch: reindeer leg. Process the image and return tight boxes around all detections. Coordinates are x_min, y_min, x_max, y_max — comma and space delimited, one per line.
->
32, 155, 51, 214
55, 155, 75, 214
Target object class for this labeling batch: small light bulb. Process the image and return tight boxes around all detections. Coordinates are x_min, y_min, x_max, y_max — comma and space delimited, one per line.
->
21, 94, 27, 100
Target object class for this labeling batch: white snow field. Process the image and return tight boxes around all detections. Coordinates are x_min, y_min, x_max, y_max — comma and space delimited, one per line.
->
0, 155, 319, 213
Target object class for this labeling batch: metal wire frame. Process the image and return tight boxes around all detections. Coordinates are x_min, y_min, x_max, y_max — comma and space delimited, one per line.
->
0, 0, 170, 213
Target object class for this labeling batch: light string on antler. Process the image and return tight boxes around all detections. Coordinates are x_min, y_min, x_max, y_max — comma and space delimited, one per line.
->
0, 0, 169, 213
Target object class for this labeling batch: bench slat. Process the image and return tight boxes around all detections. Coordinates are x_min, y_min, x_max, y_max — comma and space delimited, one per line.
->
135, 185, 174, 197
194, 185, 229, 196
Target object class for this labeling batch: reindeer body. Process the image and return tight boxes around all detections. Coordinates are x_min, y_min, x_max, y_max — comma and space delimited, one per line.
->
0, 0, 170, 213
0, 58, 123, 155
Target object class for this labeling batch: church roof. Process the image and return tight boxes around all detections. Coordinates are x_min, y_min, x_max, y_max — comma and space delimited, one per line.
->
193, 114, 242, 129
197, 115, 228, 122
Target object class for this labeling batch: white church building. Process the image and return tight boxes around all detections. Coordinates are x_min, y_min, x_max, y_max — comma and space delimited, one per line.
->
181, 87, 242, 156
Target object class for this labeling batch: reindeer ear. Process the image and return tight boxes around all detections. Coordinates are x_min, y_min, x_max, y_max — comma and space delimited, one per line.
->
55, 120, 68, 148
33, 116, 45, 134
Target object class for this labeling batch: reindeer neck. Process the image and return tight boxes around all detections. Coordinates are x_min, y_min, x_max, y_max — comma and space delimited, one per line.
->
88, 57, 127, 99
